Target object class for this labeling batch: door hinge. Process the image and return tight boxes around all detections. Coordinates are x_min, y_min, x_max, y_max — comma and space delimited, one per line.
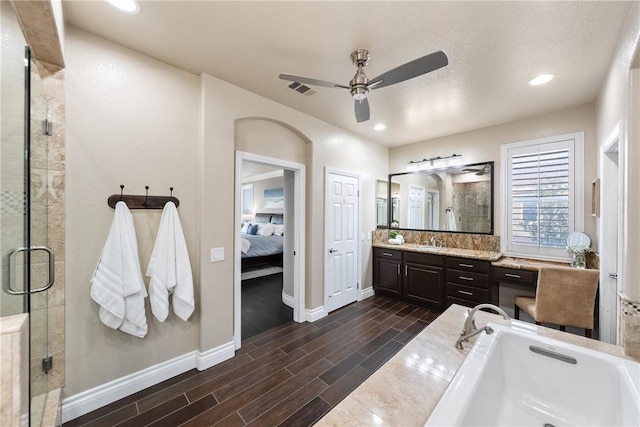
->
42, 119, 53, 136
293, 251, 296, 256
42, 355, 53, 374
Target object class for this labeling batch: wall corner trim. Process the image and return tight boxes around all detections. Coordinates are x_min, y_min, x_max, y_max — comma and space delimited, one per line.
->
282, 291, 295, 308
61, 341, 235, 424
306, 305, 327, 322
359, 287, 375, 301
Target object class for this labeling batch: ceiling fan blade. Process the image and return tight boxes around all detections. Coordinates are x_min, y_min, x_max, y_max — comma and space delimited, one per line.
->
368, 50, 448, 90
279, 74, 350, 89
354, 98, 370, 123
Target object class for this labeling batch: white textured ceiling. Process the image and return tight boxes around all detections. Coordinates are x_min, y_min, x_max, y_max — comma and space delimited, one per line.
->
63, 1, 632, 147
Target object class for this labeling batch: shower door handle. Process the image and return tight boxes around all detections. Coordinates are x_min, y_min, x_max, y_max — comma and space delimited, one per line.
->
3, 246, 55, 295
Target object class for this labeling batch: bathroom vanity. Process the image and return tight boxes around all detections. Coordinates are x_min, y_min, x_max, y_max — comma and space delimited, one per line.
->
373, 243, 501, 310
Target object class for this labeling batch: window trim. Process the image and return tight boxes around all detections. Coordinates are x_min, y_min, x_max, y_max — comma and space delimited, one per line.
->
500, 132, 584, 261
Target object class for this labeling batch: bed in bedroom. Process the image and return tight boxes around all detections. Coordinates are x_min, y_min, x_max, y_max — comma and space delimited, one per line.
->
240, 213, 284, 271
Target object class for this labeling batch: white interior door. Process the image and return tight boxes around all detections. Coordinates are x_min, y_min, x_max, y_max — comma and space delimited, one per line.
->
325, 170, 359, 313
408, 185, 425, 229
599, 123, 621, 344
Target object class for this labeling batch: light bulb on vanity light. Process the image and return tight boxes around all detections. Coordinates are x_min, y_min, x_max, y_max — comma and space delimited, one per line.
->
374, 124, 386, 131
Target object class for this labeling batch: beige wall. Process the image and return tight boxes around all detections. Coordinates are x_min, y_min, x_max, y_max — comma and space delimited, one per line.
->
389, 103, 598, 246
64, 28, 200, 395
199, 73, 388, 350
596, 1, 640, 300
63, 26, 388, 394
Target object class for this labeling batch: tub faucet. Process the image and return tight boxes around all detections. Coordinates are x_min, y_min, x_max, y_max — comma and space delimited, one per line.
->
455, 303, 510, 349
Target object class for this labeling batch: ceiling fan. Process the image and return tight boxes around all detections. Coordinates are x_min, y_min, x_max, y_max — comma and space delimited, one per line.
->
279, 48, 448, 123
462, 164, 491, 176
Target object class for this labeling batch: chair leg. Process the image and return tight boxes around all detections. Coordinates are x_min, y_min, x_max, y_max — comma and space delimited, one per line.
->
514, 304, 520, 320
585, 329, 593, 339
559, 325, 566, 332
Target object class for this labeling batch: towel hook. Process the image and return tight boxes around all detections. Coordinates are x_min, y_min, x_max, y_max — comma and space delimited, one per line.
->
169, 187, 174, 202
144, 186, 149, 207
119, 185, 124, 201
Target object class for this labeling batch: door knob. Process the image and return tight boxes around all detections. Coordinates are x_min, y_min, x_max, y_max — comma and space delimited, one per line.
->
608, 273, 618, 280
329, 248, 338, 253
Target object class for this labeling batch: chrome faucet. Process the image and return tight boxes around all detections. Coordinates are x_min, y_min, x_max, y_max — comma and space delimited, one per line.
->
455, 303, 510, 349
429, 236, 437, 247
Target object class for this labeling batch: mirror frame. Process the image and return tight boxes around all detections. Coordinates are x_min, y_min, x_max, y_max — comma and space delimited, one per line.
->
387, 161, 494, 235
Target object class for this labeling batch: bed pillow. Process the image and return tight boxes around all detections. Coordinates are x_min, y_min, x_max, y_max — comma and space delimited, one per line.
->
257, 223, 275, 236
273, 224, 285, 236
241, 222, 251, 233
247, 223, 259, 235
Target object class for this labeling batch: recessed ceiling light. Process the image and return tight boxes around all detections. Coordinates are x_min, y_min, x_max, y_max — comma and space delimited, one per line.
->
105, 0, 140, 14
374, 124, 386, 131
528, 74, 555, 86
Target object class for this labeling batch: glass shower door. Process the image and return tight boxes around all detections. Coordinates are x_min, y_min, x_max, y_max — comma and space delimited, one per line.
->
2, 2, 56, 424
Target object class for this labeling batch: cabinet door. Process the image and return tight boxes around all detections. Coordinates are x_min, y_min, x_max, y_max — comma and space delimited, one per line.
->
374, 258, 402, 296
404, 262, 443, 306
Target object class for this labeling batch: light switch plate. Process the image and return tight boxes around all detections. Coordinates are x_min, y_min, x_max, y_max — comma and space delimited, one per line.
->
210, 247, 224, 262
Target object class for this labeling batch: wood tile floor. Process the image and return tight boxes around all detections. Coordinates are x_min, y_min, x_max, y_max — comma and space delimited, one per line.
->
64, 296, 441, 427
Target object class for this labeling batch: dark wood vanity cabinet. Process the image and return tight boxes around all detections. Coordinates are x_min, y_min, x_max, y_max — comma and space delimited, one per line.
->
445, 256, 492, 308
403, 252, 444, 306
373, 248, 403, 297
373, 248, 444, 308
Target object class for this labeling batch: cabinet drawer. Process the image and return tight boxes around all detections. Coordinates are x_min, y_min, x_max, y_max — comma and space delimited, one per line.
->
404, 251, 444, 266
374, 248, 402, 261
446, 269, 489, 289
446, 257, 490, 274
492, 266, 537, 285
447, 283, 488, 303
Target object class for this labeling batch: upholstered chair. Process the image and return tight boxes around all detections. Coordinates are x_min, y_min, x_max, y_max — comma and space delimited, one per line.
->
514, 266, 600, 338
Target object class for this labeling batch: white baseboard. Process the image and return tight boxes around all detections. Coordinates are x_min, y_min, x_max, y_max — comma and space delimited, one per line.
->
61, 341, 234, 424
306, 305, 327, 322
196, 341, 235, 371
359, 286, 374, 300
282, 291, 295, 309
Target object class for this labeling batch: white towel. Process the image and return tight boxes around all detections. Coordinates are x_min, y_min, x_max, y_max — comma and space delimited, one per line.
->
90, 201, 148, 338
147, 201, 194, 322
445, 210, 457, 231
241, 237, 251, 255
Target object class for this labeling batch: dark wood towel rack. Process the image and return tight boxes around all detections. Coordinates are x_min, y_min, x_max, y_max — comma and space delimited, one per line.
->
108, 185, 180, 209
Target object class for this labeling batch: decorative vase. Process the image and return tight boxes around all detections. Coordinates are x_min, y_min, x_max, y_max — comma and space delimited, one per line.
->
573, 251, 586, 269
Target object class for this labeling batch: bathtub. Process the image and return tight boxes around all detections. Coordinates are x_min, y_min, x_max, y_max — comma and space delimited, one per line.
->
425, 322, 640, 426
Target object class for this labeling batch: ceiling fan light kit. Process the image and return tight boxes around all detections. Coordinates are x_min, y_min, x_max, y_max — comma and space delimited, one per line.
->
279, 48, 448, 123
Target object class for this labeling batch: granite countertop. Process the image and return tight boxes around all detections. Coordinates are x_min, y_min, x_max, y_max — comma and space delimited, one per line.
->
316, 304, 626, 426
373, 242, 502, 262
492, 256, 573, 271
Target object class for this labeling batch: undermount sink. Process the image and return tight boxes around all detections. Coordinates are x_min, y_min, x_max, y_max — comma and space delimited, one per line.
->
417, 245, 444, 252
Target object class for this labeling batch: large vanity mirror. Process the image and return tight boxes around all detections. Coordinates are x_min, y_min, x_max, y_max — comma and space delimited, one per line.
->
385, 161, 494, 234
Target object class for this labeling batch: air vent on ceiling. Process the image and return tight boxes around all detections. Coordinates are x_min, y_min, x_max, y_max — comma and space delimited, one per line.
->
285, 81, 317, 96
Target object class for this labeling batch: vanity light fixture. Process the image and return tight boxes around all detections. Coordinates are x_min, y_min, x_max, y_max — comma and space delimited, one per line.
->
407, 153, 462, 171
105, 0, 140, 14
528, 73, 555, 86
374, 123, 386, 131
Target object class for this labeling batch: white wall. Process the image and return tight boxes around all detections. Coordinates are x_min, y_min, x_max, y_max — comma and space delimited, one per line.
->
389, 103, 598, 245
65, 28, 200, 396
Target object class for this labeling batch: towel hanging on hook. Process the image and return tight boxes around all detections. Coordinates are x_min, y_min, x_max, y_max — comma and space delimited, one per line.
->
107, 185, 180, 209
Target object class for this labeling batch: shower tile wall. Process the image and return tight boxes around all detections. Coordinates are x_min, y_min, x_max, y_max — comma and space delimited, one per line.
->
452, 181, 491, 233
30, 61, 65, 396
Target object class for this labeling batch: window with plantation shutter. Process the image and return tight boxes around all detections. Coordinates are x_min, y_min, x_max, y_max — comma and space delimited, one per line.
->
501, 133, 584, 260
